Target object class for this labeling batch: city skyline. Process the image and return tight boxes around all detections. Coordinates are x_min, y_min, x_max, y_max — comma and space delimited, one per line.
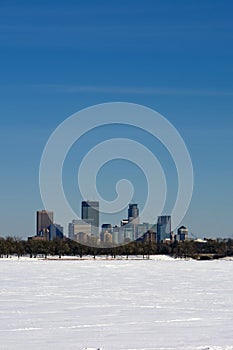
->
0, 1, 233, 239
33, 202, 227, 244
33, 204, 192, 246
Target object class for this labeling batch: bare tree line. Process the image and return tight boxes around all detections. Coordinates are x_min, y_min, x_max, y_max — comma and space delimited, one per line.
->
0, 236, 233, 260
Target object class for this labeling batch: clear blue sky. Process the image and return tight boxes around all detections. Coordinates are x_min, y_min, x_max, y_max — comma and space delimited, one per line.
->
0, 0, 233, 238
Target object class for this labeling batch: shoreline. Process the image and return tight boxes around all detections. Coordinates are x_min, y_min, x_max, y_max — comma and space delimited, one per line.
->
0, 255, 233, 261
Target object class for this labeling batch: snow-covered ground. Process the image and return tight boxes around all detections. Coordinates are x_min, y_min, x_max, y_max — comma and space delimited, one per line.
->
0, 258, 232, 350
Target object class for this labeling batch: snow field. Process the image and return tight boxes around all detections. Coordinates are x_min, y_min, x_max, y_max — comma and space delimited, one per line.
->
0, 258, 232, 350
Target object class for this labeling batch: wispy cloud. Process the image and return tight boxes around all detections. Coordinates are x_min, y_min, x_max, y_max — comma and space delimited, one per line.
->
1, 83, 233, 97
29, 84, 233, 97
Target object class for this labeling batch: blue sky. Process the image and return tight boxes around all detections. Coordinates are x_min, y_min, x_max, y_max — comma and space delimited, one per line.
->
0, 0, 233, 238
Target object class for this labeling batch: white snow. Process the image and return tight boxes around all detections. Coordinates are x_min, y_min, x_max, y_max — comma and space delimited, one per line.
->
0, 258, 232, 350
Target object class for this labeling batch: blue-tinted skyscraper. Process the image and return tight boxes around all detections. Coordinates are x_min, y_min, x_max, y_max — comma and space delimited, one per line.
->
157, 215, 171, 242
49, 223, 63, 240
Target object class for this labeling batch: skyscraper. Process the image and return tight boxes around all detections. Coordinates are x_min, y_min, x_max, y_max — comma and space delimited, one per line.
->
127, 203, 139, 240
157, 215, 171, 242
128, 203, 139, 224
36, 210, 54, 236
81, 201, 99, 235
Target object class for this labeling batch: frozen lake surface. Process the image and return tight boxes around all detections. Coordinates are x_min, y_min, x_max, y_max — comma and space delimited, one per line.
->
0, 257, 232, 350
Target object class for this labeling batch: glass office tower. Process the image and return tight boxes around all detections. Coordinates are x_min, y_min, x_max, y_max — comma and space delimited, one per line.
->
157, 215, 171, 242
81, 201, 99, 235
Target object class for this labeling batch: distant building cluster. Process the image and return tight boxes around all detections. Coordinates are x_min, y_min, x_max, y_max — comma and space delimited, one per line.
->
29, 201, 189, 245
